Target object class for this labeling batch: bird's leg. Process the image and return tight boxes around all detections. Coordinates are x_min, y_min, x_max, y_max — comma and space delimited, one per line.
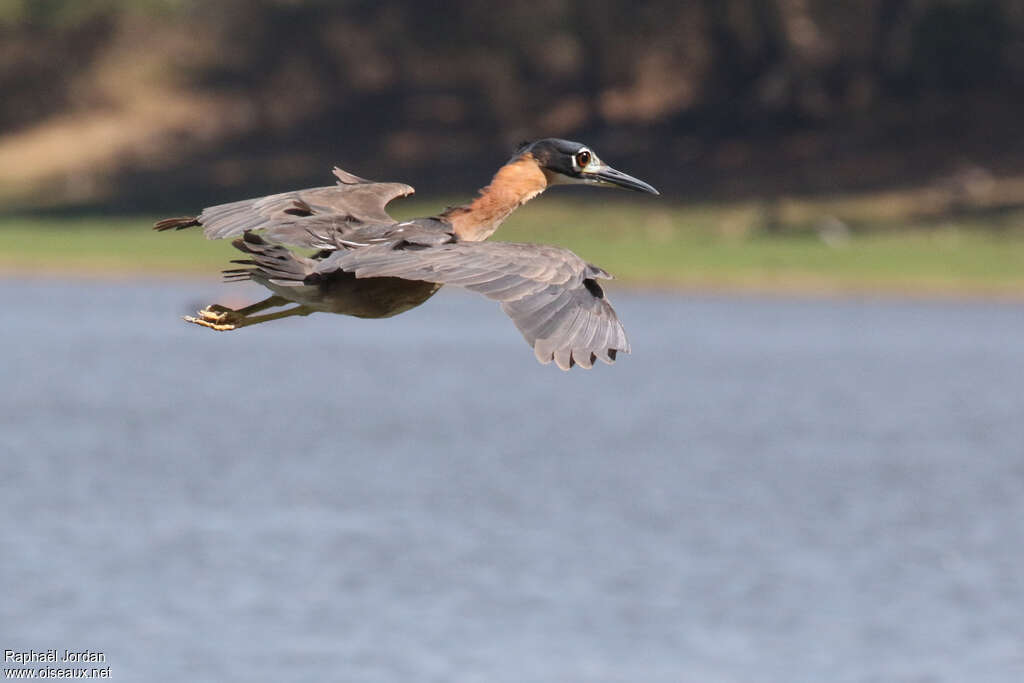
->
186, 298, 313, 331
231, 305, 314, 327
192, 295, 288, 326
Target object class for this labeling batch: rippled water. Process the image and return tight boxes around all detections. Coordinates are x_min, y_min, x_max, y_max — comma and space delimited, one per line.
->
2, 279, 1023, 682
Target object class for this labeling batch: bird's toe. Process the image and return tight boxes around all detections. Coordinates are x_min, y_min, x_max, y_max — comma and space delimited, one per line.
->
184, 315, 237, 331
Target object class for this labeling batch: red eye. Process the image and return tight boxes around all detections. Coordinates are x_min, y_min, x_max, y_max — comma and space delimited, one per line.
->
576, 150, 591, 168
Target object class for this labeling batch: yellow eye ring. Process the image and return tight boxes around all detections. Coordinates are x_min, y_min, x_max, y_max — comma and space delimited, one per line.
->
575, 150, 591, 168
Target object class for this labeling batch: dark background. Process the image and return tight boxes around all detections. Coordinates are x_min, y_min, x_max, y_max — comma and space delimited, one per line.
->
1, 0, 1022, 210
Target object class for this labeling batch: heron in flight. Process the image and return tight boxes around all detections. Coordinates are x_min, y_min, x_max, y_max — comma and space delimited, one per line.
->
155, 139, 658, 370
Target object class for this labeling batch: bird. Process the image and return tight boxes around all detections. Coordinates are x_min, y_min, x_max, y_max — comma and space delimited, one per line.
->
154, 138, 658, 370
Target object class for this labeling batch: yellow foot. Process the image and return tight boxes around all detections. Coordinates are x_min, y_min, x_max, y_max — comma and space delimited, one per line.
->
183, 315, 238, 331
197, 305, 238, 322
184, 306, 244, 331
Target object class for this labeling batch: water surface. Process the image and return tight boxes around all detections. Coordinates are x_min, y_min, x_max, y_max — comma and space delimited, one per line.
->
1, 280, 1023, 682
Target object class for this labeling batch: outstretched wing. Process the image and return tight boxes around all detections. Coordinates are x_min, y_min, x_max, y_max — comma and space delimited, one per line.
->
321, 241, 629, 370
154, 167, 414, 247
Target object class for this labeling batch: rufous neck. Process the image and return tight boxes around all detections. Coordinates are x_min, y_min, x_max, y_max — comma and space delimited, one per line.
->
443, 153, 549, 241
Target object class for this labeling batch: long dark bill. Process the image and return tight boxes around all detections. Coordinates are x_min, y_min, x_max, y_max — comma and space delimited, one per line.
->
591, 166, 659, 195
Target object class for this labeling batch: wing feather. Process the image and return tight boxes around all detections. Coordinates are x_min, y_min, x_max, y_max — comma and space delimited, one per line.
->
327, 241, 629, 369
168, 167, 415, 247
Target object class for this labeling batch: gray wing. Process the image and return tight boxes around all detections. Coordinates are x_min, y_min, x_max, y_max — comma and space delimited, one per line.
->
322, 241, 629, 370
155, 167, 414, 247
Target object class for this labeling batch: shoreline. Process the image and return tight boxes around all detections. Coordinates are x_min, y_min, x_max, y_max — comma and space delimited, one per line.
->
3, 205, 1023, 304
4, 265, 1023, 305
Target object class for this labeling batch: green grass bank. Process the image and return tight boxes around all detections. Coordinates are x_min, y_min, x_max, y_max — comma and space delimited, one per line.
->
2, 197, 1023, 298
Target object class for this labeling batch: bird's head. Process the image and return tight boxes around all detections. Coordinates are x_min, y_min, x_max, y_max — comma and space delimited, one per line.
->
515, 138, 659, 195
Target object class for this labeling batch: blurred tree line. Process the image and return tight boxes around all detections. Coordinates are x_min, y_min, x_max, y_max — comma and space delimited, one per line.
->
1, 0, 1022, 208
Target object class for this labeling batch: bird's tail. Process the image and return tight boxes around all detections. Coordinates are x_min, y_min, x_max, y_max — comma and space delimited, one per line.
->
153, 216, 200, 231
222, 232, 316, 286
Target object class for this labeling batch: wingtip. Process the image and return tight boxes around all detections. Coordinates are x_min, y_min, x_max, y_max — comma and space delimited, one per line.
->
553, 347, 575, 370
536, 346, 622, 370
572, 351, 596, 370
332, 166, 372, 185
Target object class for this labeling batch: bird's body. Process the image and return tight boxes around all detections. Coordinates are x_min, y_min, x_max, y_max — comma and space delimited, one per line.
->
263, 270, 443, 319
156, 139, 657, 370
